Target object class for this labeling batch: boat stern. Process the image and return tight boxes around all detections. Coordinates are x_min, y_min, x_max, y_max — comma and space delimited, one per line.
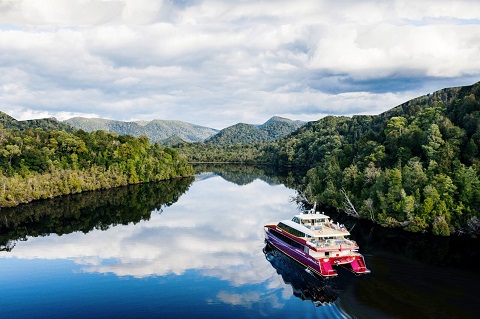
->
319, 260, 338, 277
347, 255, 371, 275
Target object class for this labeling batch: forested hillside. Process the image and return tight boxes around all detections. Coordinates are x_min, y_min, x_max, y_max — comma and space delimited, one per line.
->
175, 82, 480, 236
0, 126, 193, 207
206, 123, 270, 145
205, 116, 304, 146
266, 82, 480, 236
0, 111, 74, 132
258, 116, 306, 139
65, 117, 218, 144
4, 80, 479, 236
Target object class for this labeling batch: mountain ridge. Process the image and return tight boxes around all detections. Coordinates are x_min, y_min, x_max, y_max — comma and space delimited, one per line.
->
0, 111, 75, 132
1, 110, 306, 146
64, 117, 219, 144
206, 116, 306, 145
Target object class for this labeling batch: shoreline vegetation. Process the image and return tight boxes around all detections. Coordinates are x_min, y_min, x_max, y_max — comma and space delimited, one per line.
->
0, 127, 193, 208
1, 81, 479, 238
0, 178, 194, 250
177, 82, 480, 237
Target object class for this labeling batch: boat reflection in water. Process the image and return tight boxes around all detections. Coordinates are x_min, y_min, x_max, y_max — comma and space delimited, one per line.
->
263, 242, 353, 318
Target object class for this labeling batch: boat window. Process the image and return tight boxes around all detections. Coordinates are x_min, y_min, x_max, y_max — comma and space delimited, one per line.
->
292, 217, 300, 224
278, 222, 305, 238
270, 229, 304, 249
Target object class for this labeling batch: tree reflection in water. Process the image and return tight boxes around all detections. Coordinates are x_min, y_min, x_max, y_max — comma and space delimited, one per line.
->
0, 177, 194, 251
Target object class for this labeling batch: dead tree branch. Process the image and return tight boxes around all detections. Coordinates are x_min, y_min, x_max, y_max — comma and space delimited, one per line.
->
340, 188, 360, 218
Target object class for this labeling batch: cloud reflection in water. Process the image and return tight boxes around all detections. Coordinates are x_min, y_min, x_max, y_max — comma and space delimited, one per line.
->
3, 176, 298, 292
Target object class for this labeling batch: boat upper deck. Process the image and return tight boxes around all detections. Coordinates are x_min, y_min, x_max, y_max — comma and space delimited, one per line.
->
292, 213, 350, 238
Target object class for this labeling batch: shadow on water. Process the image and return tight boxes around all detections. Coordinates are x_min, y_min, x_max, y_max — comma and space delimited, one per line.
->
263, 242, 354, 319
0, 177, 194, 251
319, 211, 480, 319
325, 212, 480, 270
263, 213, 480, 319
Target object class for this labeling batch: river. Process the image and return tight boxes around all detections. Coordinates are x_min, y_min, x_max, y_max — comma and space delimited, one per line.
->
0, 166, 478, 318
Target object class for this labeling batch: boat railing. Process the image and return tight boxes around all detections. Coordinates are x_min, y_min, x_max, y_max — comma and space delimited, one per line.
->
310, 239, 358, 250
325, 222, 347, 231
306, 223, 348, 233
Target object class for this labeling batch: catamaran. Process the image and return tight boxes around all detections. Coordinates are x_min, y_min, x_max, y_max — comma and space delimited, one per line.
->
264, 205, 370, 277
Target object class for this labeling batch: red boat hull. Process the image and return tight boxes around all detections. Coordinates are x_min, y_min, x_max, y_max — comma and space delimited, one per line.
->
264, 226, 370, 277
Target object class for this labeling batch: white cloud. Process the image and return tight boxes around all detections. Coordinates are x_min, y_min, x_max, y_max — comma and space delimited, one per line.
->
309, 23, 480, 78
394, 0, 480, 21
0, 0, 479, 128
0, 0, 122, 25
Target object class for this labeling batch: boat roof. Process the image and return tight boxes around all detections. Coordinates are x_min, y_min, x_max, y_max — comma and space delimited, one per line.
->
278, 219, 350, 238
295, 212, 330, 220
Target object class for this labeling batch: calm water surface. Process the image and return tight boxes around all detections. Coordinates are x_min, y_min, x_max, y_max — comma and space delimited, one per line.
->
1, 167, 479, 318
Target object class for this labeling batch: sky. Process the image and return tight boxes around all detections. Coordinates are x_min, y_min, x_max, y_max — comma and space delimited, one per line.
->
1, 0, 480, 129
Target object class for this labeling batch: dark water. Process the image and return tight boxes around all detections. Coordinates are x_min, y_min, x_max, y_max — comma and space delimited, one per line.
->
0, 166, 479, 319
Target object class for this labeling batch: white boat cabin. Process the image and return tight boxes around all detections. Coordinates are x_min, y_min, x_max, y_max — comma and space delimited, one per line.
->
291, 212, 349, 237
275, 211, 357, 254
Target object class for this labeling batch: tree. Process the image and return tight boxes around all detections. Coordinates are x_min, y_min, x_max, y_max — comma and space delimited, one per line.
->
402, 157, 427, 194
385, 116, 407, 139
432, 215, 450, 236
423, 124, 444, 170
464, 138, 478, 165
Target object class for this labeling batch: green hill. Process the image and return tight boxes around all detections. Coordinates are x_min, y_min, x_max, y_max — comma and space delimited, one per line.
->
206, 123, 270, 145
259, 116, 306, 139
265, 81, 480, 236
0, 111, 17, 128
64, 117, 219, 144
0, 111, 74, 132
206, 116, 305, 146
0, 125, 193, 207
160, 135, 188, 146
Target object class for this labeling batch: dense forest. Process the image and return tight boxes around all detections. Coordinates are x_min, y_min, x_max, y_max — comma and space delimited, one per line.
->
178, 82, 480, 236
266, 82, 480, 236
0, 111, 75, 132
2, 81, 479, 236
0, 125, 193, 207
171, 117, 304, 161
